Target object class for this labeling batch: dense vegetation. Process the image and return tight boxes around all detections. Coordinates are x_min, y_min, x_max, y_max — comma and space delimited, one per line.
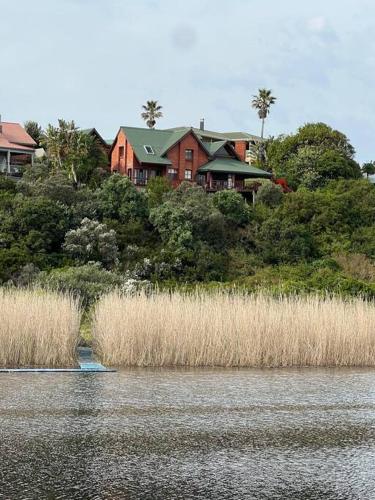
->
1, 121, 374, 303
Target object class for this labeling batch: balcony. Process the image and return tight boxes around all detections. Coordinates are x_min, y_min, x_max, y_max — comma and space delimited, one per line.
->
198, 178, 252, 192
0, 164, 23, 177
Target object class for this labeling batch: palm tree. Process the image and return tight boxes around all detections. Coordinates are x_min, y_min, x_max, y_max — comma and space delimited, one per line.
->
141, 100, 163, 128
362, 161, 375, 179
251, 89, 276, 140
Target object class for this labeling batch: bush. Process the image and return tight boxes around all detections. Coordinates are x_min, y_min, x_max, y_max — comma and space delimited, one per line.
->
99, 174, 148, 222
37, 263, 126, 307
63, 218, 119, 268
256, 183, 283, 207
212, 189, 250, 225
146, 176, 172, 208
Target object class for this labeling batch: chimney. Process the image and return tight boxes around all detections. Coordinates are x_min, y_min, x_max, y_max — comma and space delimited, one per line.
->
199, 118, 205, 131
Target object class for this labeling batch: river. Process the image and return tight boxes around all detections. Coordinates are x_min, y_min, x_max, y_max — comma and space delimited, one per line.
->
0, 368, 374, 499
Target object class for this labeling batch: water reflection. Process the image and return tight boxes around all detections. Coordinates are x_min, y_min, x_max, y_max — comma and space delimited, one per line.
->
0, 368, 375, 499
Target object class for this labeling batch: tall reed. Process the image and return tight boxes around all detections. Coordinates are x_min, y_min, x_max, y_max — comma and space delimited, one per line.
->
93, 292, 375, 367
0, 289, 81, 367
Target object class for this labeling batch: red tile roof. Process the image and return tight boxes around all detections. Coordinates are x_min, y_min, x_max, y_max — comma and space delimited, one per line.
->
0, 122, 37, 152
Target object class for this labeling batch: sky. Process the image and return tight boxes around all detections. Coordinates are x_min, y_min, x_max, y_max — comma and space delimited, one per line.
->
1, 0, 374, 162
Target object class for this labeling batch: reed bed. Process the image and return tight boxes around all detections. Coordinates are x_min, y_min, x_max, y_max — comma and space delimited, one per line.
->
93, 292, 375, 367
0, 289, 81, 367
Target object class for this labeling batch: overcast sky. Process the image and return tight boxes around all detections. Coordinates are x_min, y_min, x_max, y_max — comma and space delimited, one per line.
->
1, 0, 374, 162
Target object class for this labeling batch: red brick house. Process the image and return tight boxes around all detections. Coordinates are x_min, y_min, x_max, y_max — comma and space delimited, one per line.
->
110, 125, 271, 192
0, 120, 37, 175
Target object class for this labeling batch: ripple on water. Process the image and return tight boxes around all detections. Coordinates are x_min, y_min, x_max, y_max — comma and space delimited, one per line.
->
0, 368, 375, 499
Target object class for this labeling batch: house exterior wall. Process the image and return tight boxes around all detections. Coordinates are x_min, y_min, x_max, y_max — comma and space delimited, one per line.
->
166, 132, 209, 183
111, 130, 139, 175
110, 130, 209, 186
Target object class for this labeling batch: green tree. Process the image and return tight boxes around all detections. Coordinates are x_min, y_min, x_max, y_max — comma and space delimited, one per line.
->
41, 119, 91, 185
362, 161, 375, 178
212, 189, 250, 225
146, 176, 172, 208
63, 218, 119, 268
267, 123, 361, 189
256, 182, 283, 207
99, 174, 148, 222
8, 196, 70, 254
24, 120, 43, 146
37, 263, 128, 307
75, 135, 110, 188
141, 100, 163, 128
251, 88, 276, 140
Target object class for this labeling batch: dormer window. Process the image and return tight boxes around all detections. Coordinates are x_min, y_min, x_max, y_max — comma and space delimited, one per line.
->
144, 145, 154, 155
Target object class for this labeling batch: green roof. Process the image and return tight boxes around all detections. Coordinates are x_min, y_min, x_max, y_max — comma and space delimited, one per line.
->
165, 127, 261, 143
81, 128, 110, 149
116, 125, 262, 167
159, 129, 191, 156
120, 126, 173, 165
198, 158, 271, 178
119, 126, 211, 165
205, 140, 227, 155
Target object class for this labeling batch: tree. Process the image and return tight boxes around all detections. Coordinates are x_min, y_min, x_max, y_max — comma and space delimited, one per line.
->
99, 174, 148, 222
150, 182, 228, 262
63, 218, 119, 268
75, 135, 110, 188
251, 88, 276, 141
267, 123, 361, 189
212, 190, 251, 225
41, 119, 91, 185
141, 100, 163, 128
145, 176, 172, 208
24, 120, 43, 146
362, 161, 375, 178
8, 196, 70, 254
256, 182, 283, 207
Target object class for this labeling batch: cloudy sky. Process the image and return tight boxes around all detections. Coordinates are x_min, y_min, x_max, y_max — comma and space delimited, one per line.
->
1, 0, 374, 162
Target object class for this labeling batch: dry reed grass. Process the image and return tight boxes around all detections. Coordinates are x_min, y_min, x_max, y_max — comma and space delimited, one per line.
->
93, 292, 375, 367
0, 289, 81, 367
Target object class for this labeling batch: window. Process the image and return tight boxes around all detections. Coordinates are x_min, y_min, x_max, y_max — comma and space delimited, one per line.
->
168, 168, 178, 180
144, 145, 154, 155
184, 169, 192, 180
119, 146, 124, 159
185, 149, 193, 161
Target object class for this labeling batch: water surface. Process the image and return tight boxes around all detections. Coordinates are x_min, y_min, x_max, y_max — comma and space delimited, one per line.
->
0, 368, 375, 499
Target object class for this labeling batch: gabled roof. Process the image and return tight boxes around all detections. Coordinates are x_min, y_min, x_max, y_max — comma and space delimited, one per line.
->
205, 140, 227, 156
114, 125, 261, 167
81, 128, 110, 149
120, 126, 173, 165
198, 158, 271, 178
0, 122, 36, 152
118, 126, 211, 166
166, 127, 261, 143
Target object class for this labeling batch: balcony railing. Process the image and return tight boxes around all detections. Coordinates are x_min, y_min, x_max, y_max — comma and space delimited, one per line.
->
203, 179, 248, 192
132, 176, 148, 186
0, 164, 23, 176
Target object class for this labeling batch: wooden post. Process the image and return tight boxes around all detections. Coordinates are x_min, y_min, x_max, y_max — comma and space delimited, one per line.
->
6, 150, 10, 175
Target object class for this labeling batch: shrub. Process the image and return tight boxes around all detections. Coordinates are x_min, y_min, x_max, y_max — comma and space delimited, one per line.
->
145, 176, 172, 208
212, 189, 250, 225
99, 174, 148, 222
37, 263, 125, 307
37, 263, 149, 307
63, 218, 119, 268
256, 182, 283, 207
